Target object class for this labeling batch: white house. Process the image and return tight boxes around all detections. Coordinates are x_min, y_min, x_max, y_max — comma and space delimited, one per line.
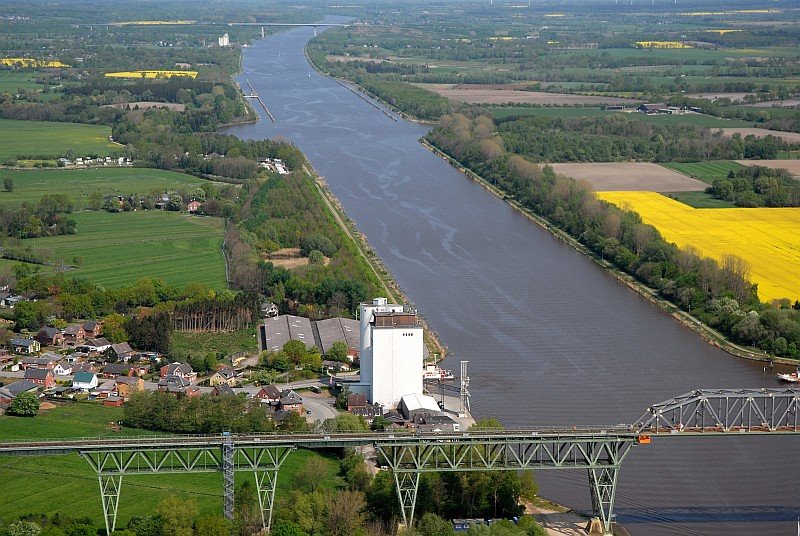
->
53, 360, 73, 376
72, 371, 98, 391
356, 298, 424, 408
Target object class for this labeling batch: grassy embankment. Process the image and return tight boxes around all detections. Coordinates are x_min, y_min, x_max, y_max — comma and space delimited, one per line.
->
0, 118, 118, 161
0, 404, 342, 527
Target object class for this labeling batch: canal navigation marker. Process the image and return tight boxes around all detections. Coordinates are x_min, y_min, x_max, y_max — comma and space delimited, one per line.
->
0, 388, 797, 536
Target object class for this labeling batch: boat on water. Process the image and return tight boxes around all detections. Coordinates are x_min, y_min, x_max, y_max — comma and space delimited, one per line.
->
423, 363, 455, 381
776, 367, 800, 383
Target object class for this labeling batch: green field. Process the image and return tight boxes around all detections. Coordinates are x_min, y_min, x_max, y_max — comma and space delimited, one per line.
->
0, 71, 42, 93
0, 404, 342, 527
0, 167, 207, 209
665, 191, 736, 208
662, 161, 746, 184
0, 119, 117, 160
170, 328, 258, 357
25, 210, 227, 289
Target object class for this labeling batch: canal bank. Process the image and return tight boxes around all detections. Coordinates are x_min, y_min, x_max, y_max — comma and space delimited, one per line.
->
223, 22, 800, 536
419, 139, 799, 369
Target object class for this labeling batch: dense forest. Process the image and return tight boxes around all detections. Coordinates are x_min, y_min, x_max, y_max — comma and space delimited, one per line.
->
428, 114, 800, 359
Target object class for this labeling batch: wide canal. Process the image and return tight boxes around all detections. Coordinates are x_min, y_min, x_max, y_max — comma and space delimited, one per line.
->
224, 22, 800, 535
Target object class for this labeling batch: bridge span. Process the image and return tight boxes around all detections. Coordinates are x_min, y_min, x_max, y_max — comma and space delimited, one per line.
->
0, 388, 797, 535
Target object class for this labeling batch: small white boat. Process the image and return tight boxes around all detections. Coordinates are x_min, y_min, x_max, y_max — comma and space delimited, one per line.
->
776, 367, 800, 383
423, 364, 455, 381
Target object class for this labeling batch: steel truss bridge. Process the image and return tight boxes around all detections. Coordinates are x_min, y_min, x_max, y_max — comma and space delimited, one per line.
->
0, 388, 797, 536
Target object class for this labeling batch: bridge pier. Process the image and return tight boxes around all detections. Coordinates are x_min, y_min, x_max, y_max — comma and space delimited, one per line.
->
588, 466, 619, 535
98, 474, 123, 534
250, 446, 293, 532
393, 471, 421, 527
223, 435, 235, 520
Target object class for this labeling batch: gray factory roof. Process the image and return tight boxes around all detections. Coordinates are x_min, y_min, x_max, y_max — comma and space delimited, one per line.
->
314, 317, 359, 354
263, 315, 315, 352
262, 315, 429, 357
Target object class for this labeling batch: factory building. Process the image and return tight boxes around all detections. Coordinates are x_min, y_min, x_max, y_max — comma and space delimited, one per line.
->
218, 34, 230, 47
358, 298, 424, 408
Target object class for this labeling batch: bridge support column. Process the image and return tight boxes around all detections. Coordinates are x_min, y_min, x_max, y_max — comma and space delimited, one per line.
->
254, 468, 281, 533
223, 435, 235, 520
588, 466, 619, 535
393, 471, 420, 528
98, 474, 123, 535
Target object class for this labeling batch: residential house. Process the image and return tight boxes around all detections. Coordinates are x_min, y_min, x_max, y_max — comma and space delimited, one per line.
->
211, 384, 236, 397
63, 324, 86, 343
103, 397, 124, 407
53, 360, 73, 376
261, 302, 279, 318
24, 368, 55, 389
102, 363, 130, 378
115, 376, 144, 399
36, 327, 64, 347
79, 338, 112, 353
95, 380, 117, 398
72, 371, 99, 391
323, 360, 351, 372
158, 375, 190, 393
187, 200, 201, 213
82, 321, 102, 339
2, 294, 25, 309
21, 355, 57, 370
11, 338, 40, 354
254, 384, 281, 405
414, 413, 460, 433
351, 403, 384, 424
346, 392, 368, 412
73, 362, 96, 374
209, 366, 238, 387
160, 362, 197, 383
279, 389, 303, 413
128, 363, 151, 376
0, 380, 40, 404
109, 342, 134, 362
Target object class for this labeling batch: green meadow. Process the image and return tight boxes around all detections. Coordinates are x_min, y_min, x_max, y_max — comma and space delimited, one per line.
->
0, 118, 118, 160
25, 210, 227, 290
0, 167, 207, 209
662, 161, 746, 184
0, 404, 342, 527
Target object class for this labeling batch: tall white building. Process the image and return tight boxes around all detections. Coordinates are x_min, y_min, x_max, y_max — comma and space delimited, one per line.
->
358, 298, 423, 408
218, 34, 230, 47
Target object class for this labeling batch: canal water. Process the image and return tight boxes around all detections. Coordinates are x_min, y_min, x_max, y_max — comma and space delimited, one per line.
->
224, 22, 800, 535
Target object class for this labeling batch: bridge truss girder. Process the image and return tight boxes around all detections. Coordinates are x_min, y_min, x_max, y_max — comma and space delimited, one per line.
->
375, 435, 637, 535
636, 388, 800, 433
81, 445, 295, 535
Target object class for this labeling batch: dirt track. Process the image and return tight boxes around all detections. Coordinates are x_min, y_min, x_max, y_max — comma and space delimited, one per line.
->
551, 162, 708, 192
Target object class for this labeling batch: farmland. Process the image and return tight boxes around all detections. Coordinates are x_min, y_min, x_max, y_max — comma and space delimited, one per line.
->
0, 167, 207, 209
24, 210, 227, 290
0, 404, 342, 527
661, 161, 746, 184
418, 84, 639, 106
0, 119, 117, 161
490, 106, 754, 128
0, 71, 42, 93
551, 162, 708, 192
596, 191, 800, 302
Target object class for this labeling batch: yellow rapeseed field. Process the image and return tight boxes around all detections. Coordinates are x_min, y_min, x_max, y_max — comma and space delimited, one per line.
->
706, 29, 743, 35
596, 191, 800, 303
105, 70, 198, 79
1, 58, 69, 68
634, 41, 691, 49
